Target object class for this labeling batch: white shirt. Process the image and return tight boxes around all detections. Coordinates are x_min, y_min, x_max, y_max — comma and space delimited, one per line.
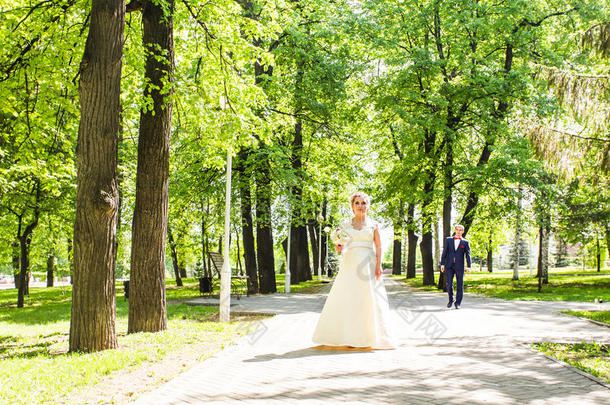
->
454, 237, 461, 251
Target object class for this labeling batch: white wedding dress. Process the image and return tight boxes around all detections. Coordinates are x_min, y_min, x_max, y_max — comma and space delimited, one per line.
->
312, 218, 396, 349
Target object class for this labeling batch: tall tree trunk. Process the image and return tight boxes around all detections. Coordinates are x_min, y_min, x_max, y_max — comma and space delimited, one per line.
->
12, 240, 20, 290
536, 223, 551, 290
17, 215, 38, 307
392, 223, 402, 275
308, 217, 320, 277
512, 186, 522, 281
401, 228, 407, 272
439, 150, 453, 290
321, 197, 328, 274
290, 219, 311, 284
420, 130, 437, 286
289, 116, 311, 284
17, 235, 29, 306
487, 232, 493, 273
200, 199, 210, 279
198, 200, 213, 293
420, 229, 435, 285
288, 61, 311, 284
596, 236, 601, 273
236, 0, 275, 293
605, 223, 610, 260
128, 0, 173, 334
167, 226, 183, 287
70, 0, 123, 352
255, 147, 276, 294
46, 251, 55, 287
392, 203, 404, 275
237, 148, 258, 294
235, 228, 243, 274
442, 147, 453, 239
406, 203, 418, 279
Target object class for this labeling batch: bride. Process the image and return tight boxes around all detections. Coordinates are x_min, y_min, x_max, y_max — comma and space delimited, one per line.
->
312, 192, 396, 349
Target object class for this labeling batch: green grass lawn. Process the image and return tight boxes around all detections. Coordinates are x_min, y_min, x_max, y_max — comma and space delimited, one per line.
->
0, 273, 325, 403
533, 342, 610, 383
394, 268, 610, 302
275, 273, 329, 294
0, 283, 266, 404
561, 310, 610, 325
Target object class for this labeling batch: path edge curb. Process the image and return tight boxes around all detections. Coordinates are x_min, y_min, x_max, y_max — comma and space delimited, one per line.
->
556, 311, 610, 329
524, 342, 610, 390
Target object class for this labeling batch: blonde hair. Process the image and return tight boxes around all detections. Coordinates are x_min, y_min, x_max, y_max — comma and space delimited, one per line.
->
350, 191, 371, 205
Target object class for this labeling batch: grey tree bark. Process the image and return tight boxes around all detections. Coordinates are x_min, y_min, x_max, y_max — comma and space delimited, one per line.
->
167, 226, 183, 287
128, 0, 174, 333
236, 148, 258, 294
406, 203, 418, 279
69, 0, 124, 352
46, 251, 55, 287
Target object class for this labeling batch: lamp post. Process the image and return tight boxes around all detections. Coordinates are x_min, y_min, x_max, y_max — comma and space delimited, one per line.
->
317, 214, 324, 279
219, 97, 231, 323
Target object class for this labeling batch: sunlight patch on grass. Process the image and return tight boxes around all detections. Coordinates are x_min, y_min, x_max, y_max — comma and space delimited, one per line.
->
561, 310, 610, 325
0, 284, 263, 405
533, 342, 610, 383
396, 269, 610, 302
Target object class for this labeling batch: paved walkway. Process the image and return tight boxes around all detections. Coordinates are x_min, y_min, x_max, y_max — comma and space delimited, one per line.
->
135, 278, 610, 404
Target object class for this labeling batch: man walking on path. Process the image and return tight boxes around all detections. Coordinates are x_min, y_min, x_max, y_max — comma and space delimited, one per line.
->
441, 224, 471, 309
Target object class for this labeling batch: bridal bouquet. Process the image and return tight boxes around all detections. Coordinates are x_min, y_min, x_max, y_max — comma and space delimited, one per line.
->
330, 226, 350, 246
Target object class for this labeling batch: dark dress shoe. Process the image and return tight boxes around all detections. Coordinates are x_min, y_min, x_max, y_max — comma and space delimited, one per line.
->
447, 301, 454, 308
454, 303, 460, 309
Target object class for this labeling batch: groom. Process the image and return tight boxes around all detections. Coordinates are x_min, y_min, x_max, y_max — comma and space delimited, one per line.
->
440, 224, 471, 309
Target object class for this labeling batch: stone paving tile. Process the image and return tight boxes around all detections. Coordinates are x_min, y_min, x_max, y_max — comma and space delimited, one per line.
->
135, 279, 610, 404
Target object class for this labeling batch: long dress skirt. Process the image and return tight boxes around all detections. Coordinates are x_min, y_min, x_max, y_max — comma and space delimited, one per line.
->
312, 243, 396, 349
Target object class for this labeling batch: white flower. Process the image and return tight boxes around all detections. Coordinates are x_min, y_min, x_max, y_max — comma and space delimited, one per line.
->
330, 227, 350, 245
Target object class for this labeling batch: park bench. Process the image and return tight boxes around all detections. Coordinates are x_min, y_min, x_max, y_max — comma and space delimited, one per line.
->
205, 251, 249, 299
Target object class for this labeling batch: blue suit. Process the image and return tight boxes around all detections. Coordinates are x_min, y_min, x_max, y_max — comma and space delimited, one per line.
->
441, 237, 471, 306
